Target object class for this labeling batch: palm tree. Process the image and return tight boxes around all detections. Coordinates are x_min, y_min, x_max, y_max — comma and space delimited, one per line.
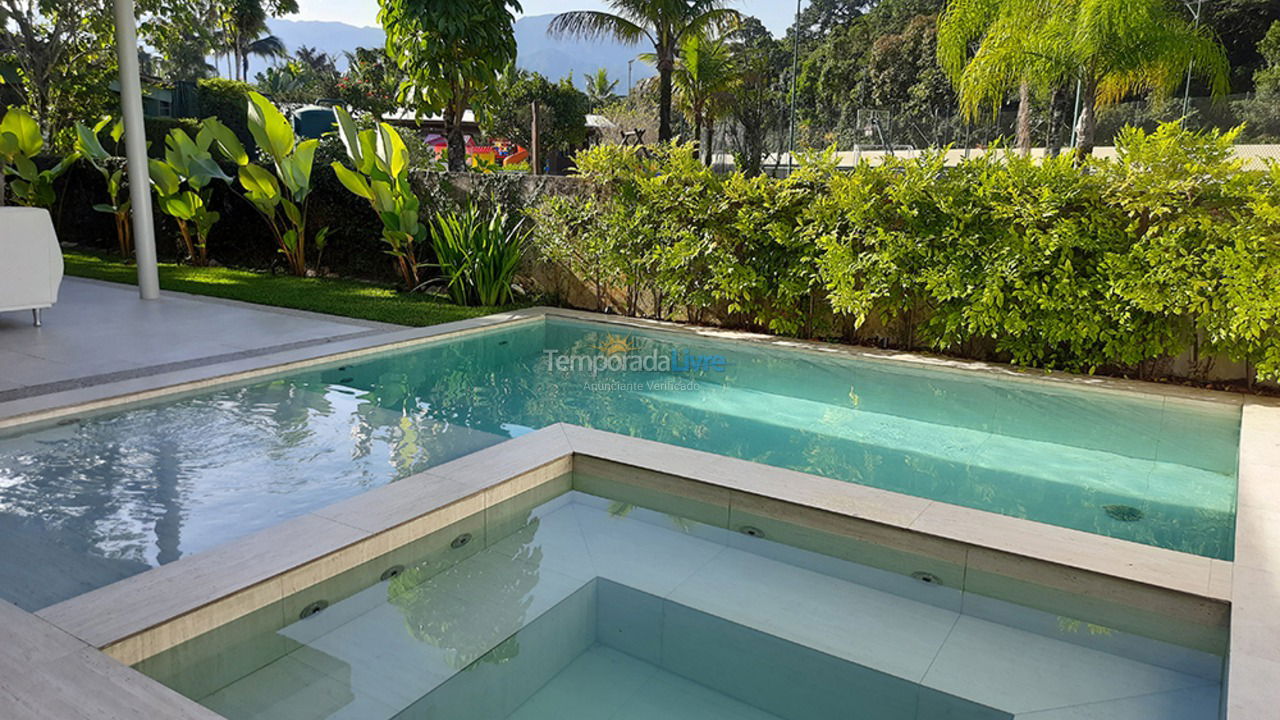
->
217, 0, 296, 82
656, 33, 735, 163
939, 0, 1229, 158
585, 67, 619, 110
549, 0, 742, 142
937, 0, 1043, 155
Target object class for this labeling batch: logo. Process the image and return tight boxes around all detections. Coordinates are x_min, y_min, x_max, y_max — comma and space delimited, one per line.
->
543, 334, 727, 377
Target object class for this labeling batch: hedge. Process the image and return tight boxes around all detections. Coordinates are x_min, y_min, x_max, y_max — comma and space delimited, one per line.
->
528, 124, 1280, 382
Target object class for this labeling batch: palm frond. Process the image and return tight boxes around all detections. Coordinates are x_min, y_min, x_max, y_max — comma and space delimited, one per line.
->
548, 10, 651, 46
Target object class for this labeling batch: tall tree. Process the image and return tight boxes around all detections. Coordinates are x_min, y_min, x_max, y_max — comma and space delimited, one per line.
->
380, 0, 522, 172
937, 0, 1040, 154
724, 16, 786, 176
217, 0, 296, 82
939, 0, 1229, 158
549, 0, 742, 142
0, 0, 118, 140
657, 33, 734, 162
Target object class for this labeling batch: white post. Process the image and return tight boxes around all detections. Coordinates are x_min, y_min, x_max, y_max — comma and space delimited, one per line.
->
113, 0, 160, 300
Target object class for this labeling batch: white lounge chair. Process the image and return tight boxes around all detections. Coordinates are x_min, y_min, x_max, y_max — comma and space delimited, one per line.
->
0, 207, 63, 326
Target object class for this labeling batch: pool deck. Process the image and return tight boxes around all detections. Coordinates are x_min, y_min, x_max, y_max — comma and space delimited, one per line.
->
0, 303, 1275, 718
0, 277, 398, 402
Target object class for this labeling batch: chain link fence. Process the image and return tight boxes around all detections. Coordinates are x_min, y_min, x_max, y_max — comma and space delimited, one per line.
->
706, 93, 1280, 174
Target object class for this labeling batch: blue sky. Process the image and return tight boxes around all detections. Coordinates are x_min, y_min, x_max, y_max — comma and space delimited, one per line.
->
293, 1, 799, 36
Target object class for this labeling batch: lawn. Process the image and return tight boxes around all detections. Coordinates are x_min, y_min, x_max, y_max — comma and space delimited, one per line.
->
63, 249, 517, 327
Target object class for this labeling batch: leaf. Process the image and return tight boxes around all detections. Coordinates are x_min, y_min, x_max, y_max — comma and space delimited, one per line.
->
203, 118, 248, 166
332, 162, 373, 200
75, 122, 109, 161
332, 105, 363, 167
238, 163, 280, 199
246, 91, 295, 164
0, 107, 42, 157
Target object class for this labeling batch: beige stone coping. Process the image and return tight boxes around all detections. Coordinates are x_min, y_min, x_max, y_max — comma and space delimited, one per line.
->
1226, 398, 1280, 720
39, 424, 1231, 666
0, 598, 221, 719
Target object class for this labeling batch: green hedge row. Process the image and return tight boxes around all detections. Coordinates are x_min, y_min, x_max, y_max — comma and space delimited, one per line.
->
530, 124, 1280, 381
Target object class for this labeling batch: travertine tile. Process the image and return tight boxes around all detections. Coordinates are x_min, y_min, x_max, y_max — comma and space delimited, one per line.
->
1226, 653, 1280, 720
911, 502, 1213, 598
574, 456, 732, 529
429, 425, 572, 493
39, 513, 366, 650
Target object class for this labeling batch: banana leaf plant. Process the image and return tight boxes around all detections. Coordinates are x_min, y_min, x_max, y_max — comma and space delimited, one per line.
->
74, 117, 133, 257
330, 105, 425, 290
0, 107, 75, 208
147, 125, 231, 266
206, 92, 329, 276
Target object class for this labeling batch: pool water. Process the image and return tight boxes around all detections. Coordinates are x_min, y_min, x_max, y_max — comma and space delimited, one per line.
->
0, 317, 1240, 610
138, 491, 1224, 720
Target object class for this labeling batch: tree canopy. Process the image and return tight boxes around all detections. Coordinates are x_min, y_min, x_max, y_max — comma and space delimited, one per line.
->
379, 0, 522, 171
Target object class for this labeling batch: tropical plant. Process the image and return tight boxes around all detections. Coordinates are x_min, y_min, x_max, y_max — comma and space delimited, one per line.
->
147, 125, 232, 265
330, 105, 427, 290
429, 202, 529, 306
0, 107, 75, 208
659, 32, 735, 163
206, 91, 329, 275
379, 0, 523, 172
938, 0, 1231, 157
337, 47, 404, 119
937, 0, 1041, 154
74, 117, 133, 257
549, 0, 742, 142
585, 67, 619, 109
215, 0, 297, 82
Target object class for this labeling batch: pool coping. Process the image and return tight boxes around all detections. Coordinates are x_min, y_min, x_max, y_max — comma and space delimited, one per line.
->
27, 425, 1236, 708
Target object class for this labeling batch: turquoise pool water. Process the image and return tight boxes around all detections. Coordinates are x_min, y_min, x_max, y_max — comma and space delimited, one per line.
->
0, 317, 1239, 610
138, 491, 1224, 720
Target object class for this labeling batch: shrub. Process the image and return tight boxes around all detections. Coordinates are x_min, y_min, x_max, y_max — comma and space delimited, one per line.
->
529, 123, 1280, 382
429, 202, 529, 306
194, 79, 256, 152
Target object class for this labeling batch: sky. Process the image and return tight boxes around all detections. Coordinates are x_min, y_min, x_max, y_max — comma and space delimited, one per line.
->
292, 0, 799, 36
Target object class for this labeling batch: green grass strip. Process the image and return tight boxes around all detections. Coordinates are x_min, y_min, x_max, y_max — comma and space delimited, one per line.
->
63, 250, 514, 327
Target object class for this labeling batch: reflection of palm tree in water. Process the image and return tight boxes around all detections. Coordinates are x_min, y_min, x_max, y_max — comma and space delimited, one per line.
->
386, 511, 543, 669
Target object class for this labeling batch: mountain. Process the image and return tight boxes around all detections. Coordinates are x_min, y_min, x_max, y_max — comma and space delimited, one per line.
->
512, 14, 655, 90
257, 15, 655, 90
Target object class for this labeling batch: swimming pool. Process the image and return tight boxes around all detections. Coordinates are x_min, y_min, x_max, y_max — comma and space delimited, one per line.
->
0, 315, 1240, 610
135, 490, 1224, 720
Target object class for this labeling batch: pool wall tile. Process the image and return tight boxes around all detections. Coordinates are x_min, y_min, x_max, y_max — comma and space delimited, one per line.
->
658, 600, 921, 720
484, 471, 573, 545
961, 549, 1228, 655
572, 457, 732, 529
132, 600, 290, 701
393, 580, 597, 720
915, 687, 1015, 720
727, 492, 968, 593
595, 578, 664, 665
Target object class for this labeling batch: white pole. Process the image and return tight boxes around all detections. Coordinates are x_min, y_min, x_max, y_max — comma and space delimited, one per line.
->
113, 0, 160, 300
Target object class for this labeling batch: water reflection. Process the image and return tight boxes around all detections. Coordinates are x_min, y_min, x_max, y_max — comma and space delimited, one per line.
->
0, 318, 1242, 611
